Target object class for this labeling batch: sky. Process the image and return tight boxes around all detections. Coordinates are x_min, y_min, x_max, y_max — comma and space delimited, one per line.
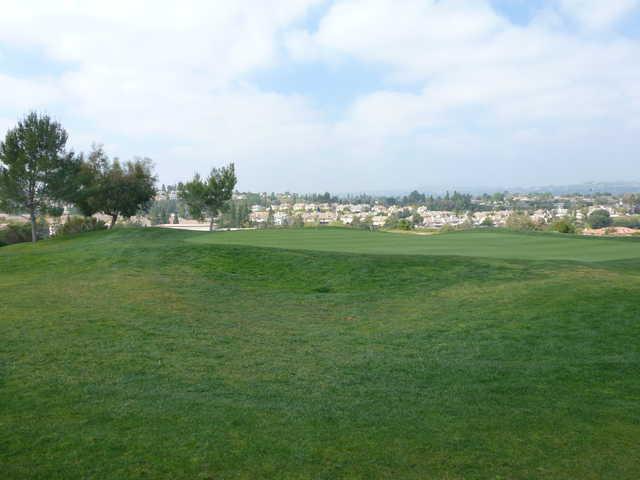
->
0, 0, 639, 193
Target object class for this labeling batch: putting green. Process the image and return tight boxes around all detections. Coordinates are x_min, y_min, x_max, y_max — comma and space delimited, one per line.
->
188, 228, 640, 262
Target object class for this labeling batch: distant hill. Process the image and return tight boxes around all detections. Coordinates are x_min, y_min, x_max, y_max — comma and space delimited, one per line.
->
346, 181, 640, 197
514, 181, 640, 195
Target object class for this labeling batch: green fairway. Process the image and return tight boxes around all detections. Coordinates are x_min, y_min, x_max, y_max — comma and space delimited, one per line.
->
190, 227, 640, 262
1, 228, 640, 479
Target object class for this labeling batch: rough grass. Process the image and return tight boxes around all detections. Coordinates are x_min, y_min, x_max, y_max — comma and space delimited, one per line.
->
1, 228, 639, 479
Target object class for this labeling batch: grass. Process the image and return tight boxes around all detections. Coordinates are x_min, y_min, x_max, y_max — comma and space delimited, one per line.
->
1, 227, 639, 479
189, 227, 640, 262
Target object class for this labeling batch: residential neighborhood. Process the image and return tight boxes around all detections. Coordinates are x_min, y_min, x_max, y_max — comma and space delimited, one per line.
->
209, 191, 638, 234
3, 188, 640, 242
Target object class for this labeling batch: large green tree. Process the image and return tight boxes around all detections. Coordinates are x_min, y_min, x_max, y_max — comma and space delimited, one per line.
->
178, 163, 237, 231
0, 112, 77, 243
69, 145, 157, 228
588, 209, 613, 229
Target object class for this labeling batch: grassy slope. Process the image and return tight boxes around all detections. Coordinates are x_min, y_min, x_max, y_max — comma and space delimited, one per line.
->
189, 227, 640, 262
1, 228, 639, 479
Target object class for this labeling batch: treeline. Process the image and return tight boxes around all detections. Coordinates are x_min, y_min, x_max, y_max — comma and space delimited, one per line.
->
399, 190, 475, 211
0, 113, 157, 243
1, 111, 237, 242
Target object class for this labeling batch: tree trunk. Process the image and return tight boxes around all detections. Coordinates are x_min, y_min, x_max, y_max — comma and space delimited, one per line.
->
30, 210, 37, 243
209, 218, 215, 231
110, 213, 118, 229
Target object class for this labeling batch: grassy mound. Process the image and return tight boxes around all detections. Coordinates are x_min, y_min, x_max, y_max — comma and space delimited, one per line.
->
1, 228, 639, 479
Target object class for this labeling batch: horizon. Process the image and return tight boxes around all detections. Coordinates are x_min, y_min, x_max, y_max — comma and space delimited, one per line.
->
172, 180, 640, 197
1, 1, 640, 191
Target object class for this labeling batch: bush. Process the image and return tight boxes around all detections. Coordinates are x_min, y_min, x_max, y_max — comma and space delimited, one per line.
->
506, 213, 541, 232
384, 214, 399, 229
613, 216, 640, 228
291, 215, 305, 228
0, 220, 48, 246
58, 217, 107, 236
550, 218, 576, 234
439, 224, 457, 233
481, 216, 494, 227
397, 219, 412, 230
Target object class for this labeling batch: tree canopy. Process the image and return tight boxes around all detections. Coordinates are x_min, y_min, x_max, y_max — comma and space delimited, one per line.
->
69, 145, 156, 227
0, 112, 76, 242
588, 209, 612, 229
178, 163, 237, 231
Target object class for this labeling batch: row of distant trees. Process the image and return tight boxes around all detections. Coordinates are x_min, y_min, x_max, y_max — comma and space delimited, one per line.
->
0, 112, 237, 242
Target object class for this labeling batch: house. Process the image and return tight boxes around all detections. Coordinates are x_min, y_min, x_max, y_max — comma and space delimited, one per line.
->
302, 212, 317, 223
587, 205, 617, 217
371, 215, 387, 227
318, 212, 337, 224
249, 211, 269, 223
273, 212, 289, 225
372, 205, 388, 214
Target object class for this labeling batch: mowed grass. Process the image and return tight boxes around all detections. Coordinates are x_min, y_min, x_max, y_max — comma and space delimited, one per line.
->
190, 227, 640, 262
1, 227, 639, 479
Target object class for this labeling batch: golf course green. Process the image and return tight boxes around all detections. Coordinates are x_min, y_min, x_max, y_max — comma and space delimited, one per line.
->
1, 227, 639, 479
190, 227, 640, 262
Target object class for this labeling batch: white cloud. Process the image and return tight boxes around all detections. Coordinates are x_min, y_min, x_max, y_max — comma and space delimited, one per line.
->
557, 0, 639, 30
0, 0, 639, 191
287, 0, 640, 167
0, 0, 331, 188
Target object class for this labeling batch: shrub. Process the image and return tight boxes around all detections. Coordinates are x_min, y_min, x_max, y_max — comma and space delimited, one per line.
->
481, 216, 494, 227
384, 214, 399, 229
58, 217, 107, 236
613, 216, 640, 228
550, 218, 576, 234
506, 213, 541, 231
0, 220, 48, 246
440, 224, 457, 233
397, 219, 412, 230
291, 215, 305, 228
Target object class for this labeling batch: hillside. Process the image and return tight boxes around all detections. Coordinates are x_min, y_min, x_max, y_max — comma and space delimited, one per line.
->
1, 228, 640, 479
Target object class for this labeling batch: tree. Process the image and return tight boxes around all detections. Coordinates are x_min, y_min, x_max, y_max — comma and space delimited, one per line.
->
384, 214, 399, 229
0, 112, 76, 242
266, 207, 274, 227
178, 163, 237, 231
292, 214, 305, 228
100, 158, 156, 227
588, 209, 612, 229
550, 218, 576, 234
403, 190, 426, 205
505, 212, 539, 231
622, 193, 639, 213
359, 216, 373, 231
159, 208, 170, 224
69, 146, 157, 228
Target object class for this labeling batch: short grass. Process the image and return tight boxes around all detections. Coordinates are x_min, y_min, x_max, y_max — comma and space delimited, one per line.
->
1, 228, 639, 479
190, 227, 640, 262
